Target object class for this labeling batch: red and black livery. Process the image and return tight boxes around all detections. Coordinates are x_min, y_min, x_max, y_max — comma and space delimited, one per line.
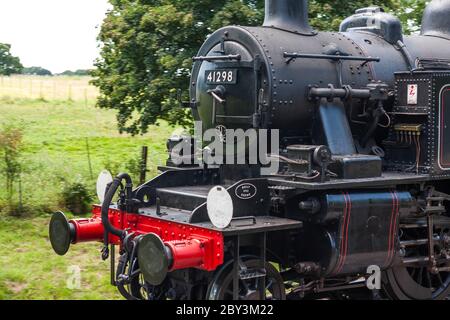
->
49, 0, 450, 300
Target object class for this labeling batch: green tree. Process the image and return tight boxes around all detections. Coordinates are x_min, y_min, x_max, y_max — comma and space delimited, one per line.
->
0, 43, 23, 76
0, 123, 23, 210
61, 178, 93, 215
59, 69, 92, 76
309, 0, 400, 31
22, 66, 52, 76
396, 0, 428, 34
93, 0, 413, 135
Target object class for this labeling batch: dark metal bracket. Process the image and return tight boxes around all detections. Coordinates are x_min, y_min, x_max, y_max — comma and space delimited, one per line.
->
309, 84, 371, 101
110, 244, 116, 286
230, 216, 257, 227
231, 232, 267, 300
178, 89, 197, 109
208, 86, 226, 124
193, 54, 242, 62
283, 52, 380, 65
212, 61, 254, 69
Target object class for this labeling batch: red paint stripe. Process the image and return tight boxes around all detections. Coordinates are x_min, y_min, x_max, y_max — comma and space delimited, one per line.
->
385, 191, 400, 267
336, 192, 352, 274
334, 193, 348, 274
389, 191, 396, 263
338, 193, 352, 272
336, 193, 347, 272
342, 192, 352, 271
392, 191, 399, 260
385, 191, 396, 267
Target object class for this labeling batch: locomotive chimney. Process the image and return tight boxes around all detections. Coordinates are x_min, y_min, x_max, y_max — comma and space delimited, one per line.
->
263, 0, 315, 35
421, 0, 450, 40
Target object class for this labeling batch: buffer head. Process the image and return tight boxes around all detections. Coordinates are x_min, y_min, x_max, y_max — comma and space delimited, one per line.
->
49, 211, 75, 256
137, 233, 172, 286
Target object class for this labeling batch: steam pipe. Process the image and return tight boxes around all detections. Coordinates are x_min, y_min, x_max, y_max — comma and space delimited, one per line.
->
361, 102, 385, 147
101, 173, 133, 239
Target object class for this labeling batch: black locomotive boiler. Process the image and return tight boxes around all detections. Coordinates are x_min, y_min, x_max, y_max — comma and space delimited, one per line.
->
49, 0, 450, 300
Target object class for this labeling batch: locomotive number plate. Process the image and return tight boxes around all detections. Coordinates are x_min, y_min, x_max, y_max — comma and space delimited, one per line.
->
205, 69, 237, 85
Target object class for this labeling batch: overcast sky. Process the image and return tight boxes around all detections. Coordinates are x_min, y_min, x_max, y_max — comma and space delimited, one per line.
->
0, 0, 110, 73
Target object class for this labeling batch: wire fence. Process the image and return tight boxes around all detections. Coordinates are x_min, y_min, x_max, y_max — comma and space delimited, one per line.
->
0, 75, 99, 101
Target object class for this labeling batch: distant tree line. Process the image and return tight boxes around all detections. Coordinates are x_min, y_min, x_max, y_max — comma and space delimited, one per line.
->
58, 69, 92, 76
22, 66, 52, 76
21, 68, 93, 76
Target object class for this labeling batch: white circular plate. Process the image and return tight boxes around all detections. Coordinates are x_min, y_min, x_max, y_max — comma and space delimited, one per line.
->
96, 170, 113, 203
207, 186, 233, 229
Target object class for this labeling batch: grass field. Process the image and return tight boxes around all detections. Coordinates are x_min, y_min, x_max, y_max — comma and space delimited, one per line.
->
0, 75, 98, 101
0, 76, 176, 299
0, 216, 121, 300
0, 77, 175, 214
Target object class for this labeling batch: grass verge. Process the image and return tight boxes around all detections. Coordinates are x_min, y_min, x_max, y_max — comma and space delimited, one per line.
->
0, 215, 121, 300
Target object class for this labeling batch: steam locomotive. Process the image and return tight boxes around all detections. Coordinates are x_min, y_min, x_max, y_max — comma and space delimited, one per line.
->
49, 0, 450, 300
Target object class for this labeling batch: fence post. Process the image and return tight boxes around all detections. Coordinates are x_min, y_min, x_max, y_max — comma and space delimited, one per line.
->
68, 84, 73, 101
19, 76, 22, 98
18, 174, 23, 213
140, 146, 148, 185
53, 81, 57, 100
85, 137, 94, 179
39, 81, 44, 100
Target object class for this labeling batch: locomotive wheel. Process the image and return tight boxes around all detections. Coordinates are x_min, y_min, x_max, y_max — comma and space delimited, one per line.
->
206, 259, 286, 300
117, 273, 147, 300
117, 257, 166, 300
382, 225, 450, 300
129, 272, 150, 300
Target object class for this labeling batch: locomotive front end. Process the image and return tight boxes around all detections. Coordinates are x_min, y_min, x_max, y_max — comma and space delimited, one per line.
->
49, 172, 225, 294
190, 26, 269, 133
